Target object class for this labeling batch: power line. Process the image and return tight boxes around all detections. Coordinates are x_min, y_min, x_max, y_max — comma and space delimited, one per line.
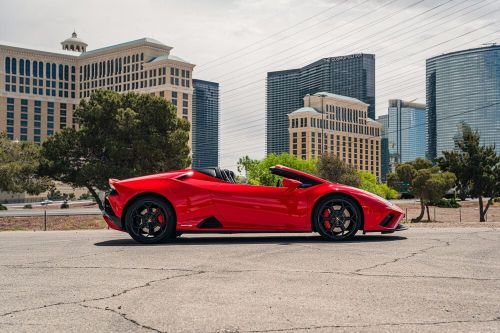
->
222, 13, 498, 98
209, 0, 425, 82
215, 25, 500, 129
218, 0, 482, 90
196, 0, 367, 71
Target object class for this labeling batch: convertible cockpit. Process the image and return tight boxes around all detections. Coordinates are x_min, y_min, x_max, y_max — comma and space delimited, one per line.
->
194, 167, 237, 183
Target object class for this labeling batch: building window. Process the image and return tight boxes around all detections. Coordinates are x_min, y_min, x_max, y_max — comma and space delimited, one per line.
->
5, 56, 10, 74
11, 58, 17, 74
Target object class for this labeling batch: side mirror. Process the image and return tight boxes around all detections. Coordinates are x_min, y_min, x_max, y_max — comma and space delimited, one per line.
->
282, 178, 302, 190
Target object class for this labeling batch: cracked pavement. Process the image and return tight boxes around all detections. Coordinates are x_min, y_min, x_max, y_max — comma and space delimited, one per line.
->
0, 227, 499, 332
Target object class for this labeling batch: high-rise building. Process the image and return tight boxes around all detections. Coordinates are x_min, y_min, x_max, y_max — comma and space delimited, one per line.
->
0, 33, 195, 144
377, 114, 390, 182
288, 92, 381, 179
426, 45, 500, 159
192, 79, 219, 168
267, 54, 375, 155
382, 99, 427, 177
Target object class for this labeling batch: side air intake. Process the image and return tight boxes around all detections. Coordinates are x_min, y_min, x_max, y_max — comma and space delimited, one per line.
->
379, 214, 394, 227
197, 216, 223, 228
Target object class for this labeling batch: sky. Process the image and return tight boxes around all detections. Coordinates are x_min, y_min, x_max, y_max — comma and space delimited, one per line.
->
1, 0, 499, 170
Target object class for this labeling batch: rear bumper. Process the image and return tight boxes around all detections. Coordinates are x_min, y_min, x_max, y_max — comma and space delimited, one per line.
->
102, 196, 125, 231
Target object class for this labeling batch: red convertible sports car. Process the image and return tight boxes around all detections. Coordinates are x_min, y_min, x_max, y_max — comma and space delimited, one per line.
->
102, 165, 406, 244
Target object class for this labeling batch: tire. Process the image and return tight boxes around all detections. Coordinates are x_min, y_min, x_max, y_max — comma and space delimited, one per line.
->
313, 194, 362, 241
124, 196, 175, 244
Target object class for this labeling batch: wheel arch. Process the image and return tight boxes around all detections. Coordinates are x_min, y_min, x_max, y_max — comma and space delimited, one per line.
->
121, 192, 176, 231
311, 192, 365, 232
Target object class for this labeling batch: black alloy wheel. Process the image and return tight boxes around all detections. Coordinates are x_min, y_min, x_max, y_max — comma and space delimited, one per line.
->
125, 197, 175, 244
314, 195, 361, 241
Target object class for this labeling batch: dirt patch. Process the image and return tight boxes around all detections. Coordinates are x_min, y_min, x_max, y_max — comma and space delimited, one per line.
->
0, 215, 107, 231
397, 202, 500, 223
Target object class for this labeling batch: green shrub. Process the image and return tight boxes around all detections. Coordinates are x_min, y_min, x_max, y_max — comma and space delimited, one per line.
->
78, 192, 93, 200
428, 198, 460, 208
0, 204, 7, 210
60, 201, 69, 209
23, 204, 32, 209
359, 171, 399, 200
237, 153, 317, 186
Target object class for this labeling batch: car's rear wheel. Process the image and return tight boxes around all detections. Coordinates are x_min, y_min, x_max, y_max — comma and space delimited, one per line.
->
125, 197, 175, 244
314, 195, 361, 241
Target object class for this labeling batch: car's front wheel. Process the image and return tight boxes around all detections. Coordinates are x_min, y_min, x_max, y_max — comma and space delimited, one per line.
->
314, 195, 361, 241
125, 197, 175, 244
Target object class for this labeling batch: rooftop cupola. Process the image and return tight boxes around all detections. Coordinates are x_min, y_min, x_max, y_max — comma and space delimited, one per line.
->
61, 31, 88, 53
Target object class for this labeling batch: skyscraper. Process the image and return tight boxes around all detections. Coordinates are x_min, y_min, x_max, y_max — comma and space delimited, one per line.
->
426, 45, 500, 159
192, 79, 219, 168
377, 99, 427, 180
267, 54, 375, 155
377, 114, 390, 182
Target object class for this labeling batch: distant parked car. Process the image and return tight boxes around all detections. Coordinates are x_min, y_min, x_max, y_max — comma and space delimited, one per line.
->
443, 188, 457, 199
40, 200, 53, 206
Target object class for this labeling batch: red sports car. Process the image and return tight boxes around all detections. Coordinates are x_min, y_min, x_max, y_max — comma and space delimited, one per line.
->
102, 165, 406, 244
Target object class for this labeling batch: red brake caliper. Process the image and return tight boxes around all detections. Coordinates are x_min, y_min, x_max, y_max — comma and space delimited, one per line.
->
155, 209, 165, 224
323, 209, 331, 230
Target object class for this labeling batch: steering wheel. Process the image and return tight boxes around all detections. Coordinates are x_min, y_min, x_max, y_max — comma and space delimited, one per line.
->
276, 179, 282, 187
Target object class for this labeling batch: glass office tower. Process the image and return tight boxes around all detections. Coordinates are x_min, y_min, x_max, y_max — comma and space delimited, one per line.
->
377, 114, 390, 182
192, 79, 219, 168
387, 99, 427, 163
266, 54, 375, 155
426, 45, 500, 159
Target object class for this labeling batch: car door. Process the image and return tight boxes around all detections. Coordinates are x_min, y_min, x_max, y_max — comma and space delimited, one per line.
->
211, 182, 309, 231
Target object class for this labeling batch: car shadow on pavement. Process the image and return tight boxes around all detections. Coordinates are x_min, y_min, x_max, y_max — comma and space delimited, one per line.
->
94, 234, 407, 246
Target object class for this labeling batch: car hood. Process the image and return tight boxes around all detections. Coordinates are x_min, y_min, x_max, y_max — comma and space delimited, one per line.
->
326, 183, 397, 208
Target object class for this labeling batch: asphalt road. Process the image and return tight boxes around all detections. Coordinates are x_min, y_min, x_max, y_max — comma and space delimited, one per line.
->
0, 228, 499, 332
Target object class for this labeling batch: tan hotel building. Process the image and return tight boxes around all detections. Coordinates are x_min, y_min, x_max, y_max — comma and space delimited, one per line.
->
288, 92, 381, 178
0, 32, 195, 144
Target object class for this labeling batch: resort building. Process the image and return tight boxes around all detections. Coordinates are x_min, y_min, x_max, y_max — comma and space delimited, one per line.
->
0, 32, 195, 143
288, 92, 381, 179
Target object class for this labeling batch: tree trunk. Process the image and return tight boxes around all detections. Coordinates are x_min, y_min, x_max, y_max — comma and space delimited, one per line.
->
425, 205, 431, 222
479, 196, 485, 222
87, 186, 104, 211
477, 196, 493, 222
412, 200, 425, 223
